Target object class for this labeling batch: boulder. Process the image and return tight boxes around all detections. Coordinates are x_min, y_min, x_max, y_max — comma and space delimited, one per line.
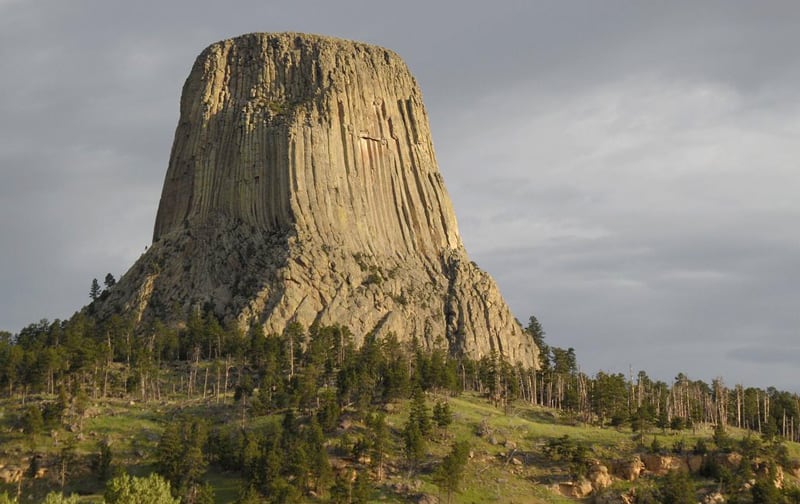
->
702, 491, 726, 504
641, 454, 689, 475
588, 462, 613, 490
713, 452, 742, 471
686, 454, 705, 473
0, 466, 22, 484
611, 456, 645, 481
555, 479, 594, 499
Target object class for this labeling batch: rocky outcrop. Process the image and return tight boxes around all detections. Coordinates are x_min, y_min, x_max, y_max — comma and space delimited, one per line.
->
98, 33, 538, 366
588, 461, 613, 491
554, 480, 594, 499
641, 454, 689, 475
611, 456, 645, 481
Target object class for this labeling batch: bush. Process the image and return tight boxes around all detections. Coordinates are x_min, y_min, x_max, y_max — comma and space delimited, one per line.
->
692, 438, 708, 455
544, 435, 590, 478
104, 473, 180, 504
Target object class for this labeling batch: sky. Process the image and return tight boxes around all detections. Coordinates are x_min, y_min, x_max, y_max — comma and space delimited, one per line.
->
1, 1, 799, 391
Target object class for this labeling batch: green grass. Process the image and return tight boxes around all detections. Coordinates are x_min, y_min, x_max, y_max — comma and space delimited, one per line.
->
2, 393, 800, 503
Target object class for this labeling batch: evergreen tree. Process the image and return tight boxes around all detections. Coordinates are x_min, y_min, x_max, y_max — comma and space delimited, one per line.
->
408, 386, 431, 437
751, 477, 782, 504
95, 439, 113, 481
433, 400, 453, 431
330, 471, 353, 504
317, 388, 340, 433
433, 440, 470, 504
156, 417, 208, 499
156, 422, 182, 484
305, 417, 332, 495
403, 421, 426, 472
21, 405, 44, 443
352, 471, 370, 503
89, 278, 102, 301
104, 273, 116, 289
367, 413, 389, 481
657, 469, 695, 504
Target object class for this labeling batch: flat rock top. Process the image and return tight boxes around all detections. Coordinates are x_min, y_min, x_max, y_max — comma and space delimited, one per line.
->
205, 32, 398, 53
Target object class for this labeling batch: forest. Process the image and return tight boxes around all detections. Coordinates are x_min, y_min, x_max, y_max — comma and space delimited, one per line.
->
1, 286, 800, 503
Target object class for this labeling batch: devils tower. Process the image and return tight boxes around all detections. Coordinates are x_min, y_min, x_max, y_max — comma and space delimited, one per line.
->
100, 33, 538, 367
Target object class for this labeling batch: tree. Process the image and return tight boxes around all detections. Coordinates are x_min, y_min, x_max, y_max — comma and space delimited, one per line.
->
403, 421, 426, 472
433, 400, 453, 432
305, 418, 332, 495
657, 469, 695, 504
21, 405, 44, 445
104, 473, 180, 504
367, 413, 389, 480
751, 477, 782, 504
408, 386, 431, 437
433, 440, 470, 504
104, 273, 117, 289
58, 438, 77, 489
90, 278, 102, 301
156, 417, 208, 499
95, 439, 113, 481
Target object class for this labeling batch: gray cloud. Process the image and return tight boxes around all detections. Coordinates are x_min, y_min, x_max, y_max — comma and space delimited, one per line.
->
2, 0, 800, 391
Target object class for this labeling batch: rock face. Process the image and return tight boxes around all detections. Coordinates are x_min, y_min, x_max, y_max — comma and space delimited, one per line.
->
100, 33, 538, 367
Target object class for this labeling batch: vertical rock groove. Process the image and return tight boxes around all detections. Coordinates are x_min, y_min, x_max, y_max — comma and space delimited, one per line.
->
106, 33, 537, 368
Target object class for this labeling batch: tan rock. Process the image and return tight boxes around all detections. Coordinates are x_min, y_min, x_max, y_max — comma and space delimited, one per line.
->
687, 454, 705, 473
95, 32, 538, 367
588, 462, 613, 490
702, 492, 725, 504
772, 465, 785, 489
611, 456, 645, 481
556, 479, 594, 498
641, 454, 689, 475
0, 466, 22, 484
593, 490, 636, 504
714, 452, 742, 471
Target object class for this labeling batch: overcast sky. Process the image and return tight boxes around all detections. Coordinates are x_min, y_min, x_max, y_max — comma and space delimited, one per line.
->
2, 1, 799, 391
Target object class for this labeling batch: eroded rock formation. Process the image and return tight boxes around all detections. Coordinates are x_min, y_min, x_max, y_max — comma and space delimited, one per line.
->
100, 33, 538, 367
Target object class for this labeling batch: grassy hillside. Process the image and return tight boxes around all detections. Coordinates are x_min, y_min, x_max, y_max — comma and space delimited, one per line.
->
2, 390, 798, 503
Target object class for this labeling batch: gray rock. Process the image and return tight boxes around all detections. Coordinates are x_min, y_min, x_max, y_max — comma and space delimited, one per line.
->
95, 33, 538, 368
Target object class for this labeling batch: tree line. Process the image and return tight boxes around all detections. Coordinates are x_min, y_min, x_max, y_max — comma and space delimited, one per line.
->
2, 310, 800, 446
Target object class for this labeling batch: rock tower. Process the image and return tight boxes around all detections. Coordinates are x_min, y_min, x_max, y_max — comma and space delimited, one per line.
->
101, 33, 537, 367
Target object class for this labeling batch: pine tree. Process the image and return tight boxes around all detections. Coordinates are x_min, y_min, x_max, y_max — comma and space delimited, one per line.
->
657, 469, 695, 504
403, 421, 426, 472
409, 386, 431, 437
156, 422, 182, 484
433, 440, 470, 504
305, 418, 332, 495
367, 413, 389, 480
89, 278, 102, 301
433, 400, 453, 431
96, 439, 113, 481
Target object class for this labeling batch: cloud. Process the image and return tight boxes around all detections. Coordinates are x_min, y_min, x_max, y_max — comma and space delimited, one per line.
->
2, 1, 800, 393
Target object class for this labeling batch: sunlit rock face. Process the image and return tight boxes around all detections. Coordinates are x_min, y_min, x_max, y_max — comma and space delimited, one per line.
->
102, 33, 537, 367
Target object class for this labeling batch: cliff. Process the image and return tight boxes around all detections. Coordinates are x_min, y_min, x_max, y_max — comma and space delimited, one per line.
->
99, 33, 538, 367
